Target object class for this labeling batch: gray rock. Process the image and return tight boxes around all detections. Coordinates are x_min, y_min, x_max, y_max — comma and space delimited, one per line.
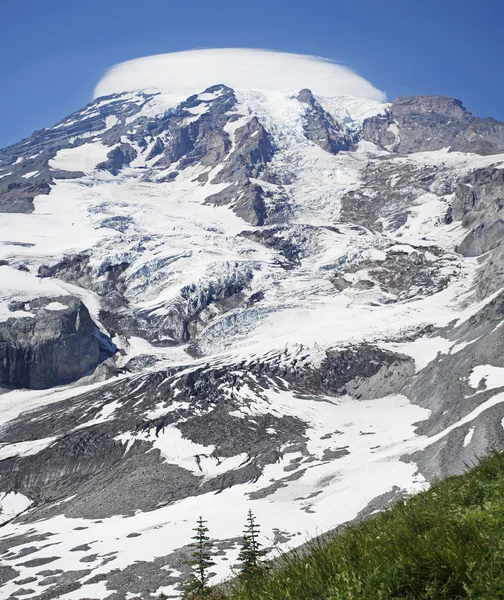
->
0, 567, 18, 585
361, 95, 504, 155
212, 116, 274, 184
451, 166, 504, 256
0, 296, 115, 389
297, 88, 352, 153
19, 557, 59, 568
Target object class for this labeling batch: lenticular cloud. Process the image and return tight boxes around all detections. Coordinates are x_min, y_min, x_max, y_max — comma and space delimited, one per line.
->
93, 48, 386, 101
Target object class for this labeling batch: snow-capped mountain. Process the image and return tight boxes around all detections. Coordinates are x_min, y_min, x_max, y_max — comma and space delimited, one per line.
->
2, 48, 504, 599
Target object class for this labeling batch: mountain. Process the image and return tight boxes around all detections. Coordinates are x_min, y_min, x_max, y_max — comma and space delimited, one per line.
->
1, 49, 504, 600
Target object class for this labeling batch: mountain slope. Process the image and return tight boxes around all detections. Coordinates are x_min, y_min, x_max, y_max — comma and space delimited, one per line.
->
220, 451, 504, 600
1, 49, 504, 600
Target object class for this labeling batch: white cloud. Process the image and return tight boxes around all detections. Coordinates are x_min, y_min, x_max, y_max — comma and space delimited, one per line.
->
94, 48, 386, 102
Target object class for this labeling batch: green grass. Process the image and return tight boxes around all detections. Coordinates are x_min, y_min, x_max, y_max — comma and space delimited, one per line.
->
219, 452, 504, 600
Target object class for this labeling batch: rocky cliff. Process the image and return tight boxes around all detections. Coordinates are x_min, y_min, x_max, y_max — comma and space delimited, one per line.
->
0, 296, 114, 389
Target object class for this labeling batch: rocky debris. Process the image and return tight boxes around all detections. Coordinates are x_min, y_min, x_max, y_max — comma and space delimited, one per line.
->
240, 224, 328, 268
0, 566, 18, 585
339, 158, 453, 231
361, 95, 504, 155
335, 245, 459, 300
0, 353, 308, 520
0, 296, 115, 389
297, 88, 352, 153
280, 344, 415, 400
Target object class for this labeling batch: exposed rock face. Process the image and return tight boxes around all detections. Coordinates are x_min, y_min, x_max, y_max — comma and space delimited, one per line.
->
135, 85, 237, 172
0, 177, 51, 214
450, 166, 504, 256
361, 95, 504, 154
96, 143, 138, 174
297, 88, 352, 153
206, 182, 268, 225
212, 116, 274, 184
207, 114, 275, 225
0, 297, 114, 389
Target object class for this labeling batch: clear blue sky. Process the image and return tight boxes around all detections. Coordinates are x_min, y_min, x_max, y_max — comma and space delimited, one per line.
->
1, 0, 503, 149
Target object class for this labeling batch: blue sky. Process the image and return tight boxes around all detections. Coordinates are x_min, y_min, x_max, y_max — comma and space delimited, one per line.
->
1, 0, 502, 149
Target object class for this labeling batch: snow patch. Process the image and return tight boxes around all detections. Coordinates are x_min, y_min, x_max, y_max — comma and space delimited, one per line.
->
468, 365, 504, 391
49, 142, 110, 173
463, 427, 475, 447
0, 492, 31, 524
45, 301, 69, 311
21, 170, 39, 179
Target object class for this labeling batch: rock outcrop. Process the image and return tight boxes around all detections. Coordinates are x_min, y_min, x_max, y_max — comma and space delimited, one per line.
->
450, 166, 504, 256
361, 95, 504, 154
0, 297, 115, 389
297, 88, 353, 153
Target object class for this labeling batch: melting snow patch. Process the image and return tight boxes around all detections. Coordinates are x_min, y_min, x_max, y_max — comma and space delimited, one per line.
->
105, 115, 119, 129
0, 437, 58, 460
21, 170, 39, 178
468, 365, 504, 391
74, 400, 123, 430
0, 492, 31, 524
44, 301, 68, 311
382, 337, 452, 373
463, 426, 475, 447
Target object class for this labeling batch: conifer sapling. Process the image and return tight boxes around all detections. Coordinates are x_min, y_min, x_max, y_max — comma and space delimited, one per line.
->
183, 516, 216, 599
237, 509, 266, 576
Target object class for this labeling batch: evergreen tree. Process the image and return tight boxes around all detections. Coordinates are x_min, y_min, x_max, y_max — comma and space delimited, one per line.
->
237, 509, 266, 576
183, 516, 216, 599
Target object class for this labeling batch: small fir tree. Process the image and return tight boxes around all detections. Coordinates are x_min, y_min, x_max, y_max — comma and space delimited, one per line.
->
183, 516, 216, 599
237, 509, 266, 577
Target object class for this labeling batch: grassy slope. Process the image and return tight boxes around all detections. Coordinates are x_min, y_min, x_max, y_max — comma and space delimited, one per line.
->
221, 453, 504, 600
